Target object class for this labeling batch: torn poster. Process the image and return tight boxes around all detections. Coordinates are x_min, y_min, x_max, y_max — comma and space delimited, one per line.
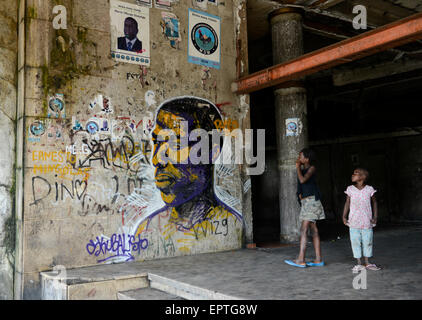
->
193, 0, 208, 10
136, 0, 152, 8
48, 93, 65, 119
155, 0, 171, 10
161, 12, 181, 48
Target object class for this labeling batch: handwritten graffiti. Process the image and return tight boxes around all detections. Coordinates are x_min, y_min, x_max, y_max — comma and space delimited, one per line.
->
76, 136, 141, 172
192, 218, 229, 239
78, 193, 116, 217
30, 176, 87, 206
86, 233, 149, 263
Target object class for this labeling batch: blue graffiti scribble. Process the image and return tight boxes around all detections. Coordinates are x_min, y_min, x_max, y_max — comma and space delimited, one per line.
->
86, 233, 148, 263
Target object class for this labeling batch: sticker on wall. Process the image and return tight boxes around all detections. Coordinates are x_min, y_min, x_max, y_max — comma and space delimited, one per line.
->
161, 12, 181, 49
193, 0, 207, 10
145, 90, 157, 107
188, 9, 221, 69
101, 96, 114, 114
29, 121, 46, 137
99, 118, 111, 134
48, 94, 65, 118
72, 116, 84, 132
110, 0, 150, 66
136, 0, 152, 8
86, 118, 100, 136
28, 120, 46, 143
89, 94, 114, 114
47, 124, 63, 140
154, 0, 171, 10
208, 0, 218, 5
285, 118, 302, 137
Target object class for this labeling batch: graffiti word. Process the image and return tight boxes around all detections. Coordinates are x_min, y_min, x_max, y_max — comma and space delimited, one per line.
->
78, 193, 116, 217
76, 137, 135, 170
30, 176, 88, 206
353, 5, 367, 30
66, 144, 90, 155
214, 118, 239, 131
32, 151, 74, 163
86, 233, 149, 263
53, 5, 67, 30
192, 218, 229, 240
33, 164, 91, 181
127, 73, 143, 80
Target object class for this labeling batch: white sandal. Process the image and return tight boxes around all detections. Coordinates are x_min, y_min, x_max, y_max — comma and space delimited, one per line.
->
352, 265, 365, 272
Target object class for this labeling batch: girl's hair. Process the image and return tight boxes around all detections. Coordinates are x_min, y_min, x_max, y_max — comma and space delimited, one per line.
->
355, 167, 370, 182
301, 148, 316, 165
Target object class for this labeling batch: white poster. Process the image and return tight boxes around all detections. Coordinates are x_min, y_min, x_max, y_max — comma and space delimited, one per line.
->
110, 0, 150, 66
285, 118, 302, 137
188, 8, 221, 69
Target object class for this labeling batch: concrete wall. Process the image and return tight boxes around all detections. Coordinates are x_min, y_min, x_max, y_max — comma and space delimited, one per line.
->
0, 0, 18, 300
16, 0, 250, 299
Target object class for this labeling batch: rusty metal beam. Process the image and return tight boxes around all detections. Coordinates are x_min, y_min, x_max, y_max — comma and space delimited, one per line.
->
232, 12, 422, 94
311, 0, 346, 9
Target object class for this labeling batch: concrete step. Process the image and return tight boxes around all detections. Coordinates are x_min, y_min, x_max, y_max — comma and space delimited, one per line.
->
41, 263, 149, 300
118, 287, 185, 300
148, 273, 241, 300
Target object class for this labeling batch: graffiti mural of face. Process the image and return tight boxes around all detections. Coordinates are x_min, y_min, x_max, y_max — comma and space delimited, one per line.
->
134, 97, 242, 240
152, 109, 212, 208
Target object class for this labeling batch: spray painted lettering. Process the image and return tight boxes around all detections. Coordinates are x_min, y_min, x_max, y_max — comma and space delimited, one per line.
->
86, 233, 149, 263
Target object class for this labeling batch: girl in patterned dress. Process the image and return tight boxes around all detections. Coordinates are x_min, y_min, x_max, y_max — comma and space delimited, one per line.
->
342, 168, 381, 271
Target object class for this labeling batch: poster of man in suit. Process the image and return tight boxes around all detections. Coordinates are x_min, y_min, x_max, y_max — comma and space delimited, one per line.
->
110, 0, 150, 66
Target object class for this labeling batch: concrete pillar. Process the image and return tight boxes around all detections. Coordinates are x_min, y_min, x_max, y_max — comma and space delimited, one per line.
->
270, 8, 308, 243
0, 0, 18, 300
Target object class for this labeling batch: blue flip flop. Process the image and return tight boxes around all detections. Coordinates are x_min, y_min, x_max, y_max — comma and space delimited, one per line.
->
284, 260, 307, 268
306, 261, 325, 267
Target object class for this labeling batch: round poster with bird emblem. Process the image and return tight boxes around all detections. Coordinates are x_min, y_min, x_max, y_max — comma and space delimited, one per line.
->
191, 23, 218, 55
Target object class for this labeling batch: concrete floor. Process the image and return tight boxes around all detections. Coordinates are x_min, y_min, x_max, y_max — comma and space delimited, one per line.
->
62, 224, 422, 300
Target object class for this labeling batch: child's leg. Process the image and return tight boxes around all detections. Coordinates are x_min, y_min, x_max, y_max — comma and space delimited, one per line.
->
310, 222, 322, 263
296, 220, 311, 263
362, 228, 374, 265
349, 228, 363, 264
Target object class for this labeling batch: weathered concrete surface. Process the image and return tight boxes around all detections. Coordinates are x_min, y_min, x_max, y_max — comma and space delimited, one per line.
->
40, 224, 422, 300
0, 0, 18, 301
18, 0, 251, 300
41, 264, 149, 300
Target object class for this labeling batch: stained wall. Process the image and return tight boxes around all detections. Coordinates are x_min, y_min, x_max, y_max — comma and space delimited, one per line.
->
0, 0, 18, 300
18, 0, 251, 299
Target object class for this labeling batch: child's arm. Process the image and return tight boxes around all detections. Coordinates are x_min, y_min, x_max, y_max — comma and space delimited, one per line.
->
371, 195, 378, 225
342, 196, 350, 226
296, 163, 316, 184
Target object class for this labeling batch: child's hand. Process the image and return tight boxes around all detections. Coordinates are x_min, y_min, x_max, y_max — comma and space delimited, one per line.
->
371, 218, 377, 225
295, 159, 301, 169
343, 217, 349, 226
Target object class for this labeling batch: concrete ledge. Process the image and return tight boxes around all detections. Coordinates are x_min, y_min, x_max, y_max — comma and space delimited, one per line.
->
118, 288, 184, 300
148, 273, 244, 300
40, 265, 149, 300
